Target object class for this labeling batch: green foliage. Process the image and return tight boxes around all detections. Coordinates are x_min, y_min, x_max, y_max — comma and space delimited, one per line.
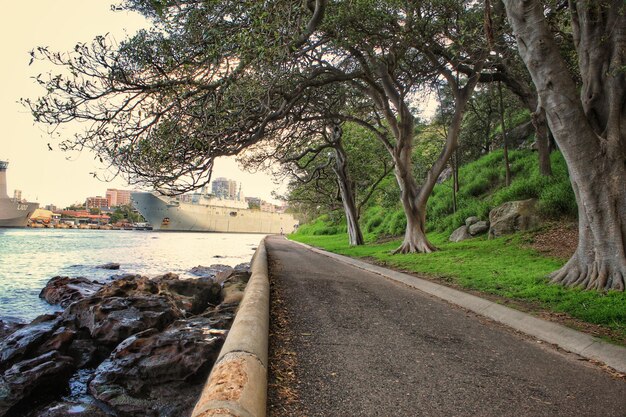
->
290, 233, 626, 345
427, 150, 576, 233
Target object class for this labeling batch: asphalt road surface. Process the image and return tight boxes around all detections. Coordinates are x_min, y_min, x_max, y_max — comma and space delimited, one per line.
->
266, 236, 626, 417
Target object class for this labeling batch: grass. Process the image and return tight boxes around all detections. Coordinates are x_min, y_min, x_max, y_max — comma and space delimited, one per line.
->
289, 231, 626, 345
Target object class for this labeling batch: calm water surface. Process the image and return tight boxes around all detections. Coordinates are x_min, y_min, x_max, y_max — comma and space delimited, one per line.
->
0, 228, 264, 322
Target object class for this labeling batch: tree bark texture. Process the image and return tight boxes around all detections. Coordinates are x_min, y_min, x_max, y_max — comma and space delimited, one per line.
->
331, 133, 364, 246
503, 0, 626, 291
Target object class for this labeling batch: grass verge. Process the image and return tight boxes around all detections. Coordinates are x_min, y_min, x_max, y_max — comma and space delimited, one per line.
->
289, 231, 626, 346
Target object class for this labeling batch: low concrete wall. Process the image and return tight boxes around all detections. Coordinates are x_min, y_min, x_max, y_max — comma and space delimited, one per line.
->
192, 239, 269, 417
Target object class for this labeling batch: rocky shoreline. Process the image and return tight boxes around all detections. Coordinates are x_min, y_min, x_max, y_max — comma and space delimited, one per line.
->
0, 262, 252, 417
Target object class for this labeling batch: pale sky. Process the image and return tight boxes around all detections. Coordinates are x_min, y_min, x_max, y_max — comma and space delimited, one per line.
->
0, 1, 284, 208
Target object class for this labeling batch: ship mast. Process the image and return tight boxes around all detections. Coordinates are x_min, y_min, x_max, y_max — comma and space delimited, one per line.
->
0, 161, 10, 199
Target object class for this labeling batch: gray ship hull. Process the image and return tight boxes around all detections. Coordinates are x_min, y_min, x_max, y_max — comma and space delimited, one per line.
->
0, 199, 39, 227
131, 192, 298, 233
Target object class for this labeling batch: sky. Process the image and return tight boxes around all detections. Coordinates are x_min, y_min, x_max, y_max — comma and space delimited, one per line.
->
0, 1, 284, 208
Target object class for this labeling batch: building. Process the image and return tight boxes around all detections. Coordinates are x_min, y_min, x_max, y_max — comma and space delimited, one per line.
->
85, 196, 109, 209
245, 197, 261, 209
44, 204, 58, 212
211, 177, 238, 199
106, 189, 132, 207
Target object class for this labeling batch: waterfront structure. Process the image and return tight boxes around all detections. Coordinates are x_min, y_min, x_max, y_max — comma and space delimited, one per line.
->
106, 189, 132, 207
0, 160, 39, 227
131, 191, 298, 233
86, 196, 109, 209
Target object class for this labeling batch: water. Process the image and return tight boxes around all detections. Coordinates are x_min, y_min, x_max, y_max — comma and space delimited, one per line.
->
0, 228, 264, 322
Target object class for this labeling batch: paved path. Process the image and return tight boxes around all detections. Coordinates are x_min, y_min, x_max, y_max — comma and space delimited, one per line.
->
265, 236, 626, 417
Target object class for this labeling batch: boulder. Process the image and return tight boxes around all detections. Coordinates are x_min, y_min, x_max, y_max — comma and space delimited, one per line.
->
153, 274, 222, 314
488, 199, 541, 238
89, 317, 227, 417
96, 263, 120, 270
0, 315, 61, 371
0, 351, 75, 416
449, 226, 472, 243
39, 277, 103, 307
63, 296, 181, 347
468, 221, 489, 236
465, 216, 480, 227
188, 264, 232, 278
0, 321, 23, 340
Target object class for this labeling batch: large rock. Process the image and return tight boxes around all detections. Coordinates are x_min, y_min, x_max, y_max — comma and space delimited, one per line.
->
468, 221, 489, 236
189, 264, 232, 278
0, 321, 23, 340
488, 199, 541, 238
153, 274, 222, 315
465, 216, 480, 227
89, 317, 227, 417
0, 315, 61, 371
0, 351, 75, 417
63, 296, 181, 347
449, 226, 472, 242
96, 263, 120, 270
39, 277, 103, 307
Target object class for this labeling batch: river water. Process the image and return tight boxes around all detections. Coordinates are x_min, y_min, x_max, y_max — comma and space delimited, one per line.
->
0, 228, 264, 322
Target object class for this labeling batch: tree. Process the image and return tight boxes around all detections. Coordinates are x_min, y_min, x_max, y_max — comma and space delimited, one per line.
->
502, 0, 625, 291
24, 0, 330, 194
240, 84, 393, 246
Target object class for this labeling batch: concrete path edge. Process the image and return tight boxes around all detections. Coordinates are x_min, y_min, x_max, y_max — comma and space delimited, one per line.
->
192, 238, 269, 417
290, 238, 626, 374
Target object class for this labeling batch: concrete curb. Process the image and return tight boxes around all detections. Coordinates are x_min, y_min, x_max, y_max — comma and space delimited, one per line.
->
192, 239, 269, 417
290, 239, 626, 374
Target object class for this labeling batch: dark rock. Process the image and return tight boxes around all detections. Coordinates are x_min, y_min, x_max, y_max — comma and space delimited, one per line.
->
0, 321, 23, 340
465, 216, 480, 227
153, 274, 222, 315
90, 317, 227, 417
449, 226, 472, 243
39, 277, 103, 307
488, 199, 541, 238
0, 315, 61, 372
96, 263, 120, 270
188, 264, 232, 278
0, 351, 75, 417
63, 296, 181, 347
468, 221, 489, 236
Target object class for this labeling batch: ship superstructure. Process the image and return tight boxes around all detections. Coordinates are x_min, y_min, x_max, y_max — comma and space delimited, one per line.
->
0, 161, 39, 227
131, 191, 297, 233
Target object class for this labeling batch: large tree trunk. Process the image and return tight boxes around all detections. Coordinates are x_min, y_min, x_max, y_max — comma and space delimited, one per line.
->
503, 0, 626, 291
332, 138, 364, 246
393, 144, 436, 254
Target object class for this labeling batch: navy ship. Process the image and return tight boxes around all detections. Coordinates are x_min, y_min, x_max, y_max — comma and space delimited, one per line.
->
131, 191, 297, 233
0, 161, 39, 227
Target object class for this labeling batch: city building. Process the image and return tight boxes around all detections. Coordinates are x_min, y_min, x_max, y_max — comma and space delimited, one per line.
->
106, 189, 132, 207
245, 197, 261, 209
211, 177, 238, 199
85, 196, 109, 209
44, 204, 58, 212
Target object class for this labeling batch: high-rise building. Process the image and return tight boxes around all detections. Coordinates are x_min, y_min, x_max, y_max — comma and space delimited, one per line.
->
211, 177, 238, 199
106, 189, 132, 207
86, 196, 109, 209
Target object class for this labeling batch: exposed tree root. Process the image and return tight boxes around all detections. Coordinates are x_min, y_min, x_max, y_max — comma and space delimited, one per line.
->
550, 256, 626, 292
393, 239, 438, 254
